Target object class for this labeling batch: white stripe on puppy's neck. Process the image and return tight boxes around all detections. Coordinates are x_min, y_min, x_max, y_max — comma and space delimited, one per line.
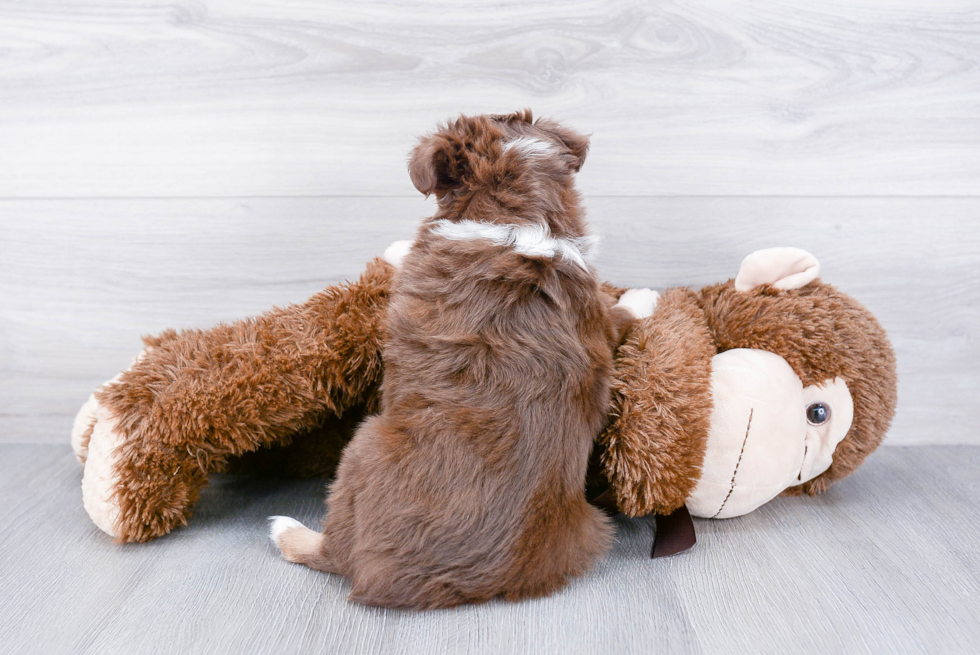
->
430, 219, 597, 271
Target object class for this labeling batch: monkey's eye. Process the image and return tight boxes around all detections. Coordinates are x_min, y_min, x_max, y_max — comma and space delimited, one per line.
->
806, 402, 831, 426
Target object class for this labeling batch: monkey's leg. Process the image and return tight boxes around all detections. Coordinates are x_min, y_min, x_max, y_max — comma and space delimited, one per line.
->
78, 258, 394, 542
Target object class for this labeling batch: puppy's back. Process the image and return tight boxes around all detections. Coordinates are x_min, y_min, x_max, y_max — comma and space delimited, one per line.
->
361, 226, 615, 606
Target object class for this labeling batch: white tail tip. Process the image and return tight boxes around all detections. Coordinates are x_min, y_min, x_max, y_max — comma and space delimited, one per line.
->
268, 516, 304, 545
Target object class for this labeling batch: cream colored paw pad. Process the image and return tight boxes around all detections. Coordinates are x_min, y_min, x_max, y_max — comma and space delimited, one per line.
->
80, 405, 125, 537
616, 288, 660, 319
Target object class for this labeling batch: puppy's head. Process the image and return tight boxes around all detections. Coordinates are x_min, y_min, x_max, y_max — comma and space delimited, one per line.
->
408, 110, 589, 222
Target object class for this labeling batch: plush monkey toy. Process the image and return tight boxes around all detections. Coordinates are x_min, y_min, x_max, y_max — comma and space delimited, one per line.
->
595, 247, 897, 555
71, 247, 896, 547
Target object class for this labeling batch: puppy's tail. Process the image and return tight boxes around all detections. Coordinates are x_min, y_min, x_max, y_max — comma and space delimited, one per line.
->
268, 516, 335, 572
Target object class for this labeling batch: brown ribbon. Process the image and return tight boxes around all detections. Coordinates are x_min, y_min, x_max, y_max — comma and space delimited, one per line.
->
651, 505, 696, 559
590, 488, 697, 559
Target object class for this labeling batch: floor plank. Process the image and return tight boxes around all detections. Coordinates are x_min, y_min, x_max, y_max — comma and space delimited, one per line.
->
0, 444, 976, 654
0, 0, 978, 197
2, 196, 976, 445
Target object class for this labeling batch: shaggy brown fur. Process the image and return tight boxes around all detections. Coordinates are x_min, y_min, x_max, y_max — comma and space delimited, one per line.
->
598, 288, 716, 517
97, 259, 393, 542
87, 252, 895, 543
276, 111, 621, 608
697, 279, 898, 495
80, 127, 895, 548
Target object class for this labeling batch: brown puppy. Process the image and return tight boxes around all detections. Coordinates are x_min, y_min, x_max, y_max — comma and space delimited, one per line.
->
271, 110, 639, 608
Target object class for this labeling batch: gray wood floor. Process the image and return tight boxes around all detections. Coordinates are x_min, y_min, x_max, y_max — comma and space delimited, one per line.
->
1, 444, 977, 655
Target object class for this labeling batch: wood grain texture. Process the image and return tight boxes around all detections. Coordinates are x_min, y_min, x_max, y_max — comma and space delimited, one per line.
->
0, 444, 977, 654
1, 0, 978, 197
2, 4, 977, 652
1, 196, 977, 446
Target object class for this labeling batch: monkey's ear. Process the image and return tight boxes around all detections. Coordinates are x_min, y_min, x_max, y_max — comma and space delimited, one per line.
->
734, 247, 820, 292
408, 134, 460, 197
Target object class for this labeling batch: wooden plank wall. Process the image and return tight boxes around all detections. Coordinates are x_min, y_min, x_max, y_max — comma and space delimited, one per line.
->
1, 0, 978, 444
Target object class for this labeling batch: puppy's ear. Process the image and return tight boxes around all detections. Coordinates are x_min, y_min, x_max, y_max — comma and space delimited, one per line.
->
538, 122, 590, 172
491, 108, 534, 124
408, 135, 458, 197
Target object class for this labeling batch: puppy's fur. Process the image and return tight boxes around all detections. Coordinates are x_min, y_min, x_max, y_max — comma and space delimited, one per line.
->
273, 110, 629, 608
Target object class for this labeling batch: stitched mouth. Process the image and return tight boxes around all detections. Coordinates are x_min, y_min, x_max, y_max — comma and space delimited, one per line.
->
797, 444, 809, 482
712, 408, 753, 519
